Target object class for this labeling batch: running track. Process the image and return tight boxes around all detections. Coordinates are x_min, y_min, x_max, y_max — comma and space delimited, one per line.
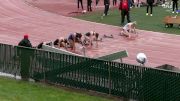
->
0, 0, 180, 68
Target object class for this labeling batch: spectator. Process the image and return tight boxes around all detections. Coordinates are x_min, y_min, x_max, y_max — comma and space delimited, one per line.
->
119, 0, 131, 25
172, 0, 178, 13
96, 0, 100, 6
77, 0, 84, 10
146, 0, 154, 16
18, 34, 33, 81
134, 0, 140, 7
87, 0, 92, 11
102, 0, 110, 18
18, 34, 32, 47
130, 0, 134, 8
113, 0, 117, 6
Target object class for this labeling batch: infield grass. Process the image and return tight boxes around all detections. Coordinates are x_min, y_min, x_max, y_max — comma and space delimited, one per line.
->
75, 6, 180, 35
0, 77, 113, 101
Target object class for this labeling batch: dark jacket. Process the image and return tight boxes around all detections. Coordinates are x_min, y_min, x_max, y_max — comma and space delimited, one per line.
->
104, 0, 110, 5
172, 0, 178, 2
147, 0, 154, 4
119, 0, 130, 11
18, 39, 32, 47
87, 0, 92, 4
96, 0, 100, 5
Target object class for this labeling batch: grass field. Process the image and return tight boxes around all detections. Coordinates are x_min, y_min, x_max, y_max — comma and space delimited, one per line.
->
75, 6, 180, 35
0, 77, 114, 101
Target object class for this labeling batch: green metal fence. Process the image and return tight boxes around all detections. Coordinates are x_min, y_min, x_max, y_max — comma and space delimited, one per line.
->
0, 43, 180, 101
0, 44, 20, 76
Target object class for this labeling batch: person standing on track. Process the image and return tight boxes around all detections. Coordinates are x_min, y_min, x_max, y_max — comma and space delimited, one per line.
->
119, 0, 131, 25
87, 0, 92, 11
113, 0, 117, 6
77, 0, 84, 10
96, 0, 100, 6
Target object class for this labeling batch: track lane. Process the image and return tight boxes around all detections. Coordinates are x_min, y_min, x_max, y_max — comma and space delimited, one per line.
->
0, 0, 180, 68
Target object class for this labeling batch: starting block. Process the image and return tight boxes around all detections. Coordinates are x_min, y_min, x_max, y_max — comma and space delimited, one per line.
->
103, 34, 114, 38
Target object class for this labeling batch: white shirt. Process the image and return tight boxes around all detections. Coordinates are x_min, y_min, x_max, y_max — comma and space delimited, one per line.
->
123, 22, 134, 31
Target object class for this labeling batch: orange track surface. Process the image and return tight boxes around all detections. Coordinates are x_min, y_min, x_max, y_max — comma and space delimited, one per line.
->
1, 0, 180, 68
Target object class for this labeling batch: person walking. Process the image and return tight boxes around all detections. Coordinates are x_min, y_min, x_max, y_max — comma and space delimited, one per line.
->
119, 0, 131, 25
172, 0, 179, 13
87, 0, 92, 11
146, 0, 154, 16
77, 0, 84, 10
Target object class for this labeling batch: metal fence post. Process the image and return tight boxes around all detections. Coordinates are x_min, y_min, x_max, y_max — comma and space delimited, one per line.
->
43, 52, 46, 82
108, 63, 111, 95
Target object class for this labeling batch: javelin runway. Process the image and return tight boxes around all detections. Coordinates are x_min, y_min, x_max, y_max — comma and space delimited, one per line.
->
0, 0, 180, 68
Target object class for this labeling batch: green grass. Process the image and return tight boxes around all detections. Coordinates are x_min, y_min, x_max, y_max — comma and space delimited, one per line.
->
0, 77, 113, 101
75, 6, 180, 35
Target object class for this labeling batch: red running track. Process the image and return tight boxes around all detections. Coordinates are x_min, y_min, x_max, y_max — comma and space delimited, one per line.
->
1, 0, 180, 68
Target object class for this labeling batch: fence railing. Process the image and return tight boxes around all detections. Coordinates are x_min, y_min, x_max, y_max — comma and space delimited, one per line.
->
0, 44, 20, 76
0, 43, 180, 101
